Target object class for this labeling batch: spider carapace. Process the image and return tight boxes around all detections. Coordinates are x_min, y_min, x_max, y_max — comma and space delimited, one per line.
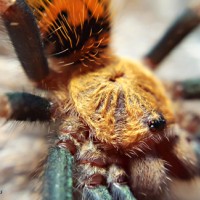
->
67, 58, 174, 152
0, 0, 200, 200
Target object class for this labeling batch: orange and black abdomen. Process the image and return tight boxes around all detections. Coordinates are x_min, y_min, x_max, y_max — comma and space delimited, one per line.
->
26, 0, 111, 65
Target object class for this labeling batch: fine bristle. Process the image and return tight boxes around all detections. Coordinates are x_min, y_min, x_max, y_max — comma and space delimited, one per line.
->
26, 0, 111, 66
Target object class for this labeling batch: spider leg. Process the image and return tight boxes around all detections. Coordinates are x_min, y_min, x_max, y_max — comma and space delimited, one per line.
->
156, 129, 199, 180
0, 0, 49, 81
77, 142, 137, 200
171, 134, 199, 178
144, 4, 200, 69
178, 112, 200, 173
56, 120, 113, 200
129, 155, 170, 200
43, 147, 73, 200
83, 186, 112, 200
107, 165, 136, 200
176, 110, 200, 134
193, 134, 200, 164
169, 78, 200, 99
109, 184, 135, 200
0, 92, 52, 121
81, 161, 136, 200
59, 130, 136, 200
74, 141, 112, 200
79, 149, 136, 200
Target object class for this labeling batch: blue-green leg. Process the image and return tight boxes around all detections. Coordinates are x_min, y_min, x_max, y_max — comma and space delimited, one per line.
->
43, 147, 73, 200
83, 186, 112, 200
107, 165, 136, 200
110, 184, 136, 200
172, 79, 200, 99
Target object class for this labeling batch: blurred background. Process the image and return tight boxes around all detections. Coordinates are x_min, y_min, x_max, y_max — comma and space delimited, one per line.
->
0, 0, 200, 199
112, 0, 200, 80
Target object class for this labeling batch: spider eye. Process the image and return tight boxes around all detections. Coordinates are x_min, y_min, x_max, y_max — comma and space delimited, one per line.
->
148, 117, 166, 132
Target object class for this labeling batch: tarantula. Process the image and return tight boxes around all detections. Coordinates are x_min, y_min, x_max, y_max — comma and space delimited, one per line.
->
0, 0, 200, 200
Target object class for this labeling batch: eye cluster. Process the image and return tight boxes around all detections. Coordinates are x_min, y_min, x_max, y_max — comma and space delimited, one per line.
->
147, 116, 166, 132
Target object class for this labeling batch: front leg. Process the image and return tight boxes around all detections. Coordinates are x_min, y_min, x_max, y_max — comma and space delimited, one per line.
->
0, 0, 49, 82
130, 155, 170, 200
0, 92, 52, 121
43, 147, 73, 200
156, 127, 199, 179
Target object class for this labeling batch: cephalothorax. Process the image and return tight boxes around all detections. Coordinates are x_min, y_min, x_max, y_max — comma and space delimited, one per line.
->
0, 0, 200, 200
66, 57, 174, 152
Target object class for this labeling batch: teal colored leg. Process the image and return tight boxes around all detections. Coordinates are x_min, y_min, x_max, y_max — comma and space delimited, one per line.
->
193, 138, 200, 159
43, 147, 73, 200
173, 78, 200, 99
110, 184, 137, 200
83, 186, 112, 200
192, 131, 200, 173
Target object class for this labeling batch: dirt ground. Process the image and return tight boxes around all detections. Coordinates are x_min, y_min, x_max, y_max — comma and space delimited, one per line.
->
0, 0, 200, 199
